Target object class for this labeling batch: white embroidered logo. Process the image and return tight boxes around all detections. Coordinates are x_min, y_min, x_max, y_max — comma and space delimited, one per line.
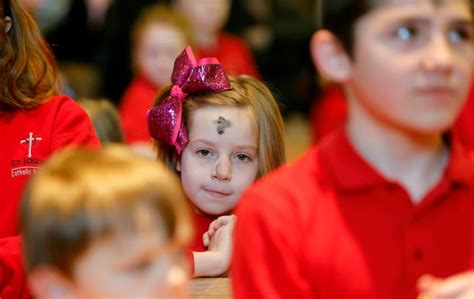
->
20, 132, 43, 158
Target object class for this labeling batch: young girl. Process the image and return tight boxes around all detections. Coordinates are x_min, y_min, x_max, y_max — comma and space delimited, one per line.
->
119, 4, 191, 146
0, 1, 98, 296
232, 0, 474, 298
148, 46, 285, 277
21, 145, 192, 299
0, 0, 99, 238
173, 0, 260, 79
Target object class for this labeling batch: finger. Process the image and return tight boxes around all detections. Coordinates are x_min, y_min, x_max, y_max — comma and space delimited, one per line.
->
424, 272, 474, 298
417, 274, 441, 292
210, 219, 225, 233
203, 232, 209, 247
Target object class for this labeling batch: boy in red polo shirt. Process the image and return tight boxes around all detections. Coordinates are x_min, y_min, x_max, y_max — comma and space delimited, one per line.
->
232, 1, 474, 298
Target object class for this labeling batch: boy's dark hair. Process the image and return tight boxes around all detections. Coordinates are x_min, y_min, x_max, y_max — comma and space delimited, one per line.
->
316, 0, 372, 56
316, 0, 474, 57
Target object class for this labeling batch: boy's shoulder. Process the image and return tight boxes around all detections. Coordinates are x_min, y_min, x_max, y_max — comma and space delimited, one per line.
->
239, 132, 342, 211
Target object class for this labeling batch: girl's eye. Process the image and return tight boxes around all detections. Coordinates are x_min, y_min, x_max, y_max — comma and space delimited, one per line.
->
197, 149, 212, 157
236, 154, 251, 161
448, 27, 473, 43
395, 25, 419, 41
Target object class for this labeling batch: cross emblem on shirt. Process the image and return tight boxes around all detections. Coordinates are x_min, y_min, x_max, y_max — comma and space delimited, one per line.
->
20, 132, 43, 158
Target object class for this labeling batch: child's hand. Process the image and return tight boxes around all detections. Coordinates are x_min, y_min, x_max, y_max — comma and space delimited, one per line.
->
203, 215, 236, 247
192, 215, 236, 277
417, 271, 474, 299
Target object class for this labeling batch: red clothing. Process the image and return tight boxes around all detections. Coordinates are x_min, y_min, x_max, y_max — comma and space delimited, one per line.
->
0, 236, 28, 299
310, 85, 348, 143
0, 95, 99, 238
453, 82, 474, 150
197, 33, 260, 79
188, 212, 218, 273
232, 129, 474, 299
119, 76, 159, 144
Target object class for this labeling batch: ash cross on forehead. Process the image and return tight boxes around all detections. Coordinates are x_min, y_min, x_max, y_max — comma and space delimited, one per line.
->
213, 117, 232, 135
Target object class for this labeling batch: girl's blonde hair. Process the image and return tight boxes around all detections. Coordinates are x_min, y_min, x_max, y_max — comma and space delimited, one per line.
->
21, 145, 192, 276
0, 0, 58, 110
154, 75, 286, 178
131, 4, 192, 69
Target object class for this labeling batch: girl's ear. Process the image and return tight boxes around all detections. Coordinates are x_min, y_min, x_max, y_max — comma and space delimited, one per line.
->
4, 16, 12, 33
175, 159, 181, 172
310, 30, 352, 82
28, 266, 76, 299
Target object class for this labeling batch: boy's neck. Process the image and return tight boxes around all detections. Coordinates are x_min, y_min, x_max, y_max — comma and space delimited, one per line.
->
346, 101, 450, 204
193, 30, 218, 51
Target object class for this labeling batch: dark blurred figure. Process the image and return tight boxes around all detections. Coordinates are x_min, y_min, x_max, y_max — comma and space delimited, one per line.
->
100, 0, 169, 105
44, 0, 109, 64
226, 0, 318, 115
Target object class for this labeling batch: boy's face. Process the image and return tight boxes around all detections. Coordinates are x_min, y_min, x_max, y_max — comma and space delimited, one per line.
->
178, 106, 259, 215
32, 207, 189, 299
136, 23, 187, 87
349, 0, 472, 134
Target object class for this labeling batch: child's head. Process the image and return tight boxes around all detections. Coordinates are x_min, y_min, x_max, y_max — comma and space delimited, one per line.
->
149, 48, 285, 215
131, 4, 191, 87
0, 0, 58, 110
173, 0, 230, 37
311, 0, 473, 136
78, 98, 124, 144
21, 145, 192, 299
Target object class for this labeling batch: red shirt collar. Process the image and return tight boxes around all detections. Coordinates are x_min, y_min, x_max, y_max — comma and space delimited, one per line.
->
319, 129, 474, 192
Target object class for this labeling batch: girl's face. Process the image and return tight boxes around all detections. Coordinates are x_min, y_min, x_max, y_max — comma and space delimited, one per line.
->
176, 0, 230, 35
135, 23, 187, 87
348, 0, 473, 135
178, 105, 259, 215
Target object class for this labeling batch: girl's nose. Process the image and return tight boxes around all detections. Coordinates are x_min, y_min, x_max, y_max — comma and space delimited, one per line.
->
421, 34, 454, 75
212, 158, 232, 181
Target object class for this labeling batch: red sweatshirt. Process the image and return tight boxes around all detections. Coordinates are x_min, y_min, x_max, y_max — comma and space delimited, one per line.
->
0, 236, 28, 299
197, 33, 260, 79
0, 95, 99, 238
119, 76, 159, 144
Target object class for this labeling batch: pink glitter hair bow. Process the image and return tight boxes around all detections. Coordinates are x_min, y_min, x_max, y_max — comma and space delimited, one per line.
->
147, 46, 232, 154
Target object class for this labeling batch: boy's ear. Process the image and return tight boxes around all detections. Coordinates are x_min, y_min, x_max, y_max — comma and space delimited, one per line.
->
4, 17, 12, 33
310, 30, 352, 82
29, 266, 76, 299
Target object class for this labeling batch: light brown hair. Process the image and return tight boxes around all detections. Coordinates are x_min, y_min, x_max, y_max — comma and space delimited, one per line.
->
153, 75, 286, 178
21, 145, 192, 276
0, 0, 58, 110
131, 4, 192, 68
78, 98, 124, 144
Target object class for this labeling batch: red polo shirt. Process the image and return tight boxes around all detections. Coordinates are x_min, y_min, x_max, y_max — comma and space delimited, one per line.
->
119, 76, 159, 144
232, 129, 474, 299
